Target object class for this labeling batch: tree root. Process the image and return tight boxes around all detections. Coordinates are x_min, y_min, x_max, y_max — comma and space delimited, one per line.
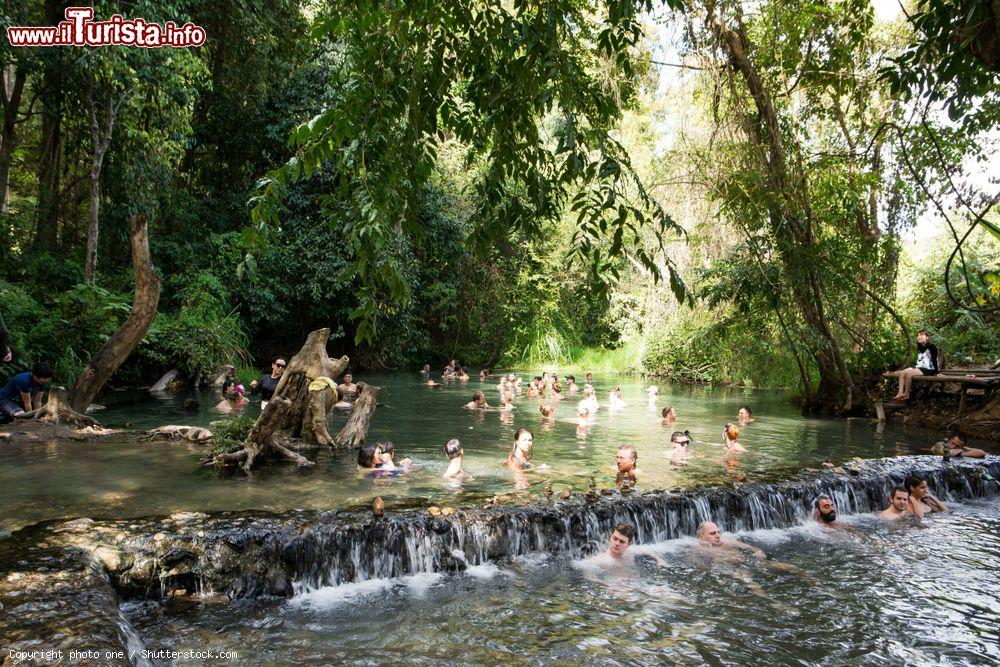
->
22, 387, 100, 427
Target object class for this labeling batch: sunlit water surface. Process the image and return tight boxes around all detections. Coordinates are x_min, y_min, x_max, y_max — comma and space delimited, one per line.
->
125, 499, 1000, 665
1, 371, 990, 531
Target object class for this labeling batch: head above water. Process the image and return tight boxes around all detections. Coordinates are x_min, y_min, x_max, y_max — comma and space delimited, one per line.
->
566, 375, 576, 384
608, 523, 636, 559
737, 405, 752, 420
696, 521, 722, 546
889, 487, 909, 511
725, 424, 740, 440
473, 390, 486, 405
512, 428, 533, 456
358, 441, 381, 468
662, 406, 676, 420
815, 495, 837, 523
444, 438, 463, 459
577, 405, 590, 419
905, 474, 928, 498
540, 404, 554, 417
616, 446, 637, 471
670, 431, 690, 446
378, 440, 395, 460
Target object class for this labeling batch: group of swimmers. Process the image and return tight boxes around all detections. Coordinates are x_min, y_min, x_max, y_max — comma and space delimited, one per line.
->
602, 468, 958, 568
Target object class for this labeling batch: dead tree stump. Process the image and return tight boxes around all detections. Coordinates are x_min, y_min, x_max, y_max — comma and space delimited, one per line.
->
334, 382, 380, 449
22, 387, 99, 427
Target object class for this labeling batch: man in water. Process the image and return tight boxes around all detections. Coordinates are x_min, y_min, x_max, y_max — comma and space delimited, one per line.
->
339, 372, 358, 395
879, 487, 911, 521
615, 446, 640, 488
814, 495, 851, 530
929, 434, 987, 459
606, 523, 636, 561
695, 521, 765, 560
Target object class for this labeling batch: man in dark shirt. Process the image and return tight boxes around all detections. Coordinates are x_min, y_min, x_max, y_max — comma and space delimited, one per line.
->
249, 357, 285, 406
0, 363, 52, 422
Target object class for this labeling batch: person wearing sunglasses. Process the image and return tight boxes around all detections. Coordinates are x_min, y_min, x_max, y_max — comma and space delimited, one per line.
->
670, 431, 690, 466
249, 357, 286, 408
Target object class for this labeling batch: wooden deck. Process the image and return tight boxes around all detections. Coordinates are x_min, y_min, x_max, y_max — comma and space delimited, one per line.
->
883, 370, 1000, 414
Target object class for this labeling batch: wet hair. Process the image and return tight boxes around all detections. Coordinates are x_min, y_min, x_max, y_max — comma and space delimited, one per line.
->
510, 428, 533, 458
613, 523, 636, 543
670, 431, 688, 444
905, 474, 925, 491
32, 362, 53, 379
358, 442, 380, 468
814, 494, 833, 509
662, 406, 675, 419
739, 405, 752, 416
378, 440, 395, 458
726, 424, 740, 440
552, 383, 562, 393
534, 376, 542, 382
566, 375, 576, 382
444, 438, 463, 459
696, 521, 715, 538
890, 486, 909, 498
540, 404, 554, 417
472, 390, 485, 403
617, 445, 637, 461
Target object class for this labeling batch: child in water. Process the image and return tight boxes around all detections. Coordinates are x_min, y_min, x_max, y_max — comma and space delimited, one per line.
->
444, 438, 465, 477
375, 440, 412, 473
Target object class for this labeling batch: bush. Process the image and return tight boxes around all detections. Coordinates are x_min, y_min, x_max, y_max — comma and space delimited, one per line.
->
210, 415, 255, 455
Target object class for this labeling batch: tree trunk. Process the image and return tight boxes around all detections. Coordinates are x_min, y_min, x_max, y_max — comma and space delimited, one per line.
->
217, 329, 350, 471
333, 382, 380, 449
302, 384, 337, 446
69, 213, 160, 413
23, 387, 100, 427
84, 76, 116, 284
32, 0, 66, 251
0, 62, 26, 214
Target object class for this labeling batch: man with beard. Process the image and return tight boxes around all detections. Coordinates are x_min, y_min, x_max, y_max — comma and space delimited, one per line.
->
814, 495, 852, 530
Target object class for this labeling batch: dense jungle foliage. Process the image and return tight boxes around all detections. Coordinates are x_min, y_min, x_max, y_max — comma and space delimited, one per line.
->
0, 0, 997, 411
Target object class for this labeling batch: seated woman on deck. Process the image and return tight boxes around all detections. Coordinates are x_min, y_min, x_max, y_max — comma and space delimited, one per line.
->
891, 329, 939, 401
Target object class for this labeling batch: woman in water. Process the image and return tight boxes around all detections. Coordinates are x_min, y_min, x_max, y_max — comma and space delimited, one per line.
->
444, 438, 465, 477
905, 474, 948, 518
892, 329, 938, 401
506, 428, 538, 471
499, 390, 515, 411
723, 424, 747, 454
465, 390, 490, 410
608, 387, 626, 410
582, 385, 599, 413
358, 441, 382, 470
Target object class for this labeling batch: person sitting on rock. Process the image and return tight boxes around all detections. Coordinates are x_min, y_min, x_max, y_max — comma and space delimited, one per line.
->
929, 434, 987, 459
0, 362, 52, 423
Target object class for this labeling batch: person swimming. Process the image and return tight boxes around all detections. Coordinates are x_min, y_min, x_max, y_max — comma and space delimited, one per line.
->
615, 445, 640, 488
506, 427, 541, 471
723, 423, 747, 454
661, 405, 677, 425
646, 385, 658, 404
358, 441, 382, 470
669, 431, 690, 466
879, 487, 911, 521
444, 438, 464, 477
581, 385, 599, 413
214, 384, 248, 413
905, 474, 948, 518
373, 440, 412, 475
737, 405, 753, 424
465, 390, 490, 410
566, 375, 578, 393
539, 404, 555, 418
608, 386, 626, 410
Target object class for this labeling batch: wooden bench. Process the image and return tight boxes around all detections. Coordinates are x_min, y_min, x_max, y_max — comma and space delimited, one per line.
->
883, 370, 1000, 415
